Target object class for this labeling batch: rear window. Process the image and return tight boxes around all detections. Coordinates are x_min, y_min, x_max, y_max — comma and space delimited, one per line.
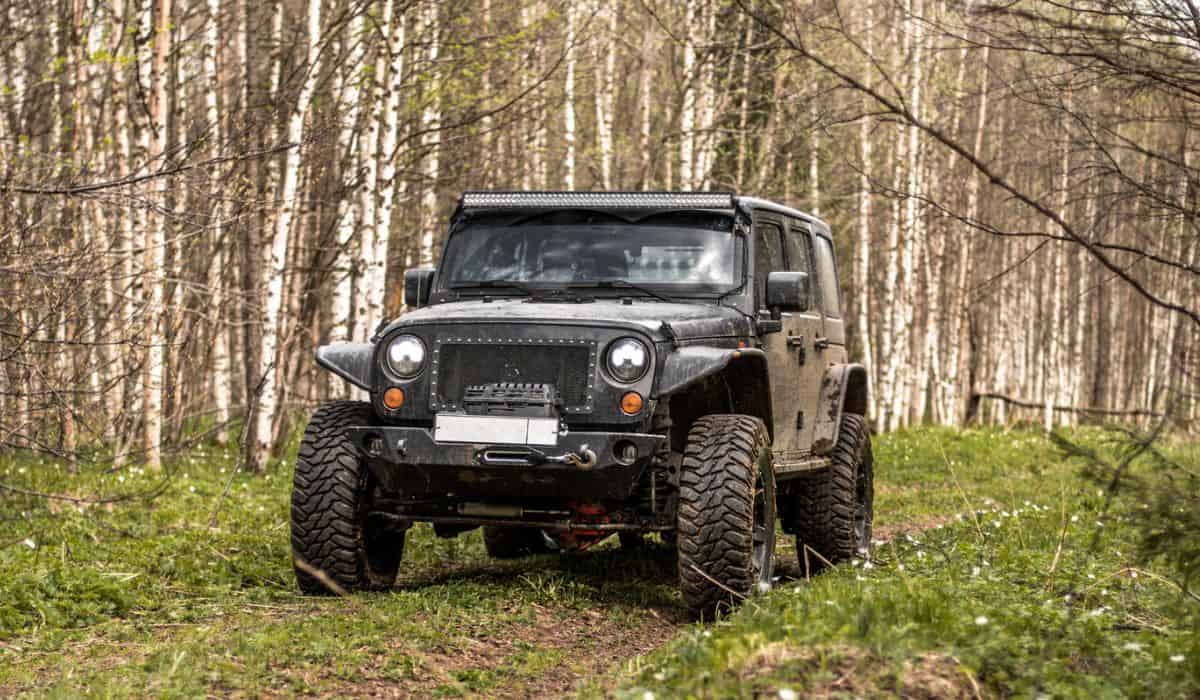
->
814, 236, 840, 316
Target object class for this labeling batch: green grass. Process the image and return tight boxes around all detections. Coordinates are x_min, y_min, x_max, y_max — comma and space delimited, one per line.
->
605, 428, 1200, 699
0, 427, 1196, 697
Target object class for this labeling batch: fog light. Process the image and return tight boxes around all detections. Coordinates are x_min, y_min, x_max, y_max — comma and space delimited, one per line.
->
364, 433, 384, 457
383, 387, 405, 410
620, 391, 644, 415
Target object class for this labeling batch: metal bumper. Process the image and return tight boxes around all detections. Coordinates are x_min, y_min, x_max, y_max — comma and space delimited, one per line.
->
346, 426, 665, 500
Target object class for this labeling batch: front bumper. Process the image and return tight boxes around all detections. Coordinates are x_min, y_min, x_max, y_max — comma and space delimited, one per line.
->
347, 426, 665, 500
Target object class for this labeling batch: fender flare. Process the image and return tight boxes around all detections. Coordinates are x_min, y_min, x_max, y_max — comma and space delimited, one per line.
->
653, 346, 774, 438
653, 346, 765, 397
812, 363, 870, 455
316, 343, 374, 390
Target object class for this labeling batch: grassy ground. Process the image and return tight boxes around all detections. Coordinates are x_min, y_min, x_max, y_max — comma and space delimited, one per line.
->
0, 427, 1195, 697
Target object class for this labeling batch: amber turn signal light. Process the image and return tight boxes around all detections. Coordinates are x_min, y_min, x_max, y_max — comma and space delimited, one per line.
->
620, 391, 644, 415
382, 387, 405, 410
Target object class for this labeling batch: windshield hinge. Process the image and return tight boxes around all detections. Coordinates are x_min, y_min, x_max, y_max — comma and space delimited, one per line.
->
660, 321, 678, 349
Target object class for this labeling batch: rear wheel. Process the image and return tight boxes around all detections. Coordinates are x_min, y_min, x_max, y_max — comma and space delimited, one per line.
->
290, 401, 405, 594
792, 413, 874, 575
483, 526, 551, 558
676, 414, 776, 619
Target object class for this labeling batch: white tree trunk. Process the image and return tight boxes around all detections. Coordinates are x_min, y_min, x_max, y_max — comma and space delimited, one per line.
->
331, 13, 366, 347
377, 4, 407, 287
593, 0, 616, 189
419, 2, 441, 265
854, 1, 875, 418
563, 0, 577, 189
678, 2, 698, 189
142, 0, 171, 471
251, 0, 322, 468
354, 1, 386, 343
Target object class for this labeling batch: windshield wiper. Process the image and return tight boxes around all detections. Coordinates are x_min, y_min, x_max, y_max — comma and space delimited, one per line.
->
450, 280, 537, 296
451, 280, 592, 302
571, 279, 677, 303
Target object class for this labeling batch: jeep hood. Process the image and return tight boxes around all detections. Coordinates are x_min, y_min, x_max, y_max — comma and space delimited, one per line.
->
381, 298, 752, 341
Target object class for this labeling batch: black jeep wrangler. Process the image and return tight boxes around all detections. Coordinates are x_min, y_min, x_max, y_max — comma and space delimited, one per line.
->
291, 191, 873, 617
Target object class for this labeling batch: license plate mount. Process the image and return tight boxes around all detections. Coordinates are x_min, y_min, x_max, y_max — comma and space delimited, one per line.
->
434, 414, 559, 447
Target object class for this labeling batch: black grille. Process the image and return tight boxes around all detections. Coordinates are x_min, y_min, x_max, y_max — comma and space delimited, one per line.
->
436, 344, 591, 409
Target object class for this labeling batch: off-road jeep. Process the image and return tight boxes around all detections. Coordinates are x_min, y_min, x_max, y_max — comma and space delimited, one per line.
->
291, 191, 874, 617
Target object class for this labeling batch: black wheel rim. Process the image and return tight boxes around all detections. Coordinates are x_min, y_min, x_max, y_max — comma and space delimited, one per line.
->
751, 454, 775, 585
853, 455, 873, 553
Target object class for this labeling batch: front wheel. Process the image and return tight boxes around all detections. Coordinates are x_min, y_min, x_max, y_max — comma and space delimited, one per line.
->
290, 401, 405, 594
676, 414, 776, 619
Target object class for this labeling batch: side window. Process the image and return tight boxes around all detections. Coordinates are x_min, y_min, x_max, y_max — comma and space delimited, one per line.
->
754, 222, 785, 310
783, 226, 812, 275
813, 235, 841, 317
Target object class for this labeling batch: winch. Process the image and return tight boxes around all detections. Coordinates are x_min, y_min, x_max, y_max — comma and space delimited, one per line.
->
462, 382, 559, 417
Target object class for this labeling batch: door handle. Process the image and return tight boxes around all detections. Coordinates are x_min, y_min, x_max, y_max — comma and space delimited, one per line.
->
814, 337, 830, 350
786, 335, 805, 348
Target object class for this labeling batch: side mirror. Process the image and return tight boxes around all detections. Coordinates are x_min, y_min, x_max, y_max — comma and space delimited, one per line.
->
766, 271, 811, 313
403, 267, 435, 309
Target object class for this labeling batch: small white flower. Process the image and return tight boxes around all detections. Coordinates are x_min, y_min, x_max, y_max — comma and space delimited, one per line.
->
916, 550, 926, 560
1130, 571, 1138, 579
188, 486, 196, 493
974, 616, 989, 626
971, 566, 981, 577
897, 564, 905, 571
1070, 515, 1079, 523
21, 538, 35, 549
703, 630, 711, 637
825, 600, 836, 606
862, 561, 874, 570
1123, 642, 1143, 652
1170, 654, 1185, 663
643, 692, 656, 700
778, 690, 799, 700
653, 672, 665, 681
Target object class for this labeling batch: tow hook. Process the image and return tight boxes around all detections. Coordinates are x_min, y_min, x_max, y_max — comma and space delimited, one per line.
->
562, 447, 598, 469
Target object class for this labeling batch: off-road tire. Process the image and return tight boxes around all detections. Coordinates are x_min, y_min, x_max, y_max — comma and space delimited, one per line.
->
483, 526, 551, 558
793, 412, 874, 575
677, 415, 776, 619
290, 401, 404, 594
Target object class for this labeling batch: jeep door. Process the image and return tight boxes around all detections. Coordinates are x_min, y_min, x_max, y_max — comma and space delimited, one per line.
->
755, 216, 826, 459
811, 231, 848, 363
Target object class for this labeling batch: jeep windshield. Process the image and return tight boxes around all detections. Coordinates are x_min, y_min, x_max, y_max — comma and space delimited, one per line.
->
441, 214, 740, 296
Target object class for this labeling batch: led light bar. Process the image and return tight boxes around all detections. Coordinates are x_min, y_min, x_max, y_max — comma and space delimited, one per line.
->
459, 191, 735, 210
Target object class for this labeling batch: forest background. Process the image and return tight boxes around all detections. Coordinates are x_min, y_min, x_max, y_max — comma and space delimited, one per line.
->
1, 0, 1197, 471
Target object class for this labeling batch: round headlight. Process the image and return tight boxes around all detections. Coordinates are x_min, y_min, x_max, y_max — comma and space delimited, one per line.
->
607, 338, 649, 383
386, 335, 426, 378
